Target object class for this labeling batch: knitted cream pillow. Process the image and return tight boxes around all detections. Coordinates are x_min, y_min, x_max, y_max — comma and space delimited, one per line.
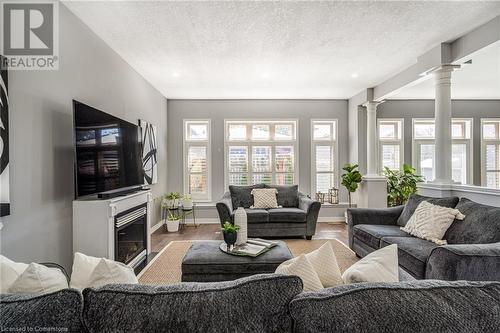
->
275, 254, 323, 291
251, 188, 278, 209
401, 201, 465, 245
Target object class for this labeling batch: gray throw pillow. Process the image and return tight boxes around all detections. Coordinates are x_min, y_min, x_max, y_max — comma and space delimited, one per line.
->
229, 184, 265, 209
397, 194, 459, 226
265, 184, 299, 207
444, 197, 500, 244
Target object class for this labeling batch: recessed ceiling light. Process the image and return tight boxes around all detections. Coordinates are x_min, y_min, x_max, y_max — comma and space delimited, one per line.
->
351, 73, 359, 78
261, 72, 270, 79
172, 72, 180, 78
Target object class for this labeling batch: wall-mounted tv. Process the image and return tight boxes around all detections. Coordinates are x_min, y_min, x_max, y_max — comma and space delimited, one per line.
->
73, 100, 143, 198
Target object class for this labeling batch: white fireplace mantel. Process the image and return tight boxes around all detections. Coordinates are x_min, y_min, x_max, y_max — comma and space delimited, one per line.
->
73, 190, 153, 268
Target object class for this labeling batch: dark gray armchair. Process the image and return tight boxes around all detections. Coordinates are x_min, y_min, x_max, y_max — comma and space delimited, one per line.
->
216, 184, 321, 240
347, 194, 500, 281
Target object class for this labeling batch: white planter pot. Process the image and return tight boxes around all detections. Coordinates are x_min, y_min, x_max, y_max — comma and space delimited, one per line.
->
166, 219, 180, 232
182, 199, 193, 210
234, 207, 248, 245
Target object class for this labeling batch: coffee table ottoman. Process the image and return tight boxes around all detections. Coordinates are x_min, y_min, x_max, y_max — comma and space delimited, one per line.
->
181, 240, 293, 282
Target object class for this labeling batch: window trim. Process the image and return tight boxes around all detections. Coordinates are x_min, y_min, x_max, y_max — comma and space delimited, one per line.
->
377, 118, 404, 173
412, 118, 473, 184
224, 119, 299, 189
481, 118, 500, 188
183, 119, 212, 202
311, 119, 338, 195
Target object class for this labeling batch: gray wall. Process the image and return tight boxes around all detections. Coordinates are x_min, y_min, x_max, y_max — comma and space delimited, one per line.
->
167, 100, 349, 202
0, 5, 167, 270
377, 99, 500, 185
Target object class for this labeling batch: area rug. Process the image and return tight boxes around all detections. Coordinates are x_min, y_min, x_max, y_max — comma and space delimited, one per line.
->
138, 239, 358, 285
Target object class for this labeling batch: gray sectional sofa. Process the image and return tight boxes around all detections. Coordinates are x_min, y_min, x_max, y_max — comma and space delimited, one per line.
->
348, 194, 500, 281
216, 184, 321, 239
2, 274, 500, 333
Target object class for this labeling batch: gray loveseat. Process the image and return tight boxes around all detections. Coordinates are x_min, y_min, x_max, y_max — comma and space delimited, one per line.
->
2, 274, 500, 332
348, 194, 500, 281
216, 184, 321, 239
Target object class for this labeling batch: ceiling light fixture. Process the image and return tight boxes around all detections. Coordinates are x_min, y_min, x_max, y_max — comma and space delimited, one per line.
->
351, 73, 359, 78
261, 72, 270, 79
172, 72, 180, 78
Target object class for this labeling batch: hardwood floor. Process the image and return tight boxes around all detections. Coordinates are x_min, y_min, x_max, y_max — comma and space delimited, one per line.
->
151, 222, 348, 253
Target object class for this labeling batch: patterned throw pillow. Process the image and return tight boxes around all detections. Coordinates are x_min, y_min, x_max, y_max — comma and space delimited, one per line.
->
401, 201, 465, 245
275, 254, 323, 291
251, 188, 279, 209
304, 242, 343, 288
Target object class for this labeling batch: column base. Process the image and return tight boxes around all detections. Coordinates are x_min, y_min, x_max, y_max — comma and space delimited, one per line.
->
357, 175, 387, 209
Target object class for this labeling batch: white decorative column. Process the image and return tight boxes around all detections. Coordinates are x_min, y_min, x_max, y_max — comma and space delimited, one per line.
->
418, 64, 459, 198
365, 101, 380, 176
432, 65, 459, 184
358, 101, 387, 208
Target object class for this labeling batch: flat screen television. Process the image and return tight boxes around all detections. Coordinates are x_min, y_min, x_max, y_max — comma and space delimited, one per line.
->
73, 100, 143, 198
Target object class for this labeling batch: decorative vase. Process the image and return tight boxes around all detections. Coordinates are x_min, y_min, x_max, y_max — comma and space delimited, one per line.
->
234, 207, 247, 245
166, 219, 180, 232
223, 231, 237, 250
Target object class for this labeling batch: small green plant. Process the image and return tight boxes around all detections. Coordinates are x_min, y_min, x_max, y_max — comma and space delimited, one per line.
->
163, 192, 181, 208
183, 194, 192, 200
384, 164, 424, 207
221, 222, 240, 233
341, 163, 363, 208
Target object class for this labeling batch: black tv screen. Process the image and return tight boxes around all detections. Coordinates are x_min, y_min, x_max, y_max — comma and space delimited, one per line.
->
73, 101, 143, 198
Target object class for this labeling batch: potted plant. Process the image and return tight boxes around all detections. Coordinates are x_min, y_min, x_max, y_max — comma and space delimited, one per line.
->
384, 164, 424, 207
341, 163, 363, 208
221, 222, 240, 250
165, 209, 180, 232
182, 194, 193, 210
164, 192, 181, 209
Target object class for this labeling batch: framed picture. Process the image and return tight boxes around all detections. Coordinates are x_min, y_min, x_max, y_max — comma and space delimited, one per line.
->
0, 55, 9, 216
139, 119, 158, 185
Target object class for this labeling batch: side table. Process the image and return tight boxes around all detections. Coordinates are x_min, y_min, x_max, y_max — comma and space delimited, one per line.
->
181, 203, 198, 229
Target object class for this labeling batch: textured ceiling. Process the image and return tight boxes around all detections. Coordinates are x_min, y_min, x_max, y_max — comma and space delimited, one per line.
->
390, 44, 500, 99
63, 1, 500, 99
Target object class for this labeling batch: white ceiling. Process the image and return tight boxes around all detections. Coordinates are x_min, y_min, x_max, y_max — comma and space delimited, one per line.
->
64, 1, 500, 99
390, 43, 500, 99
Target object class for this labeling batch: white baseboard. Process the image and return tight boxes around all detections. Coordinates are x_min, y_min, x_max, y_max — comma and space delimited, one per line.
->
181, 217, 346, 224
317, 217, 346, 223
150, 221, 164, 233
182, 218, 220, 224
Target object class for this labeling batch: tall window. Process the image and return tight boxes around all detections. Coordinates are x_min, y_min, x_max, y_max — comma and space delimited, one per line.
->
184, 120, 211, 201
412, 118, 472, 184
481, 119, 500, 189
377, 119, 403, 172
225, 120, 297, 187
311, 120, 337, 194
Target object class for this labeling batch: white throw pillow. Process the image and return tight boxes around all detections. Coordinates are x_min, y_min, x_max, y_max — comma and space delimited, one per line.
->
401, 201, 465, 245
70, 252, 102, 290
86, 258, 138, 288
251, 188, 278, 209
304, 242, 343, 288
342, 244, 399, 284
0, 255, 29, 293
9, 263, 68, 294
275, 254, 323, 291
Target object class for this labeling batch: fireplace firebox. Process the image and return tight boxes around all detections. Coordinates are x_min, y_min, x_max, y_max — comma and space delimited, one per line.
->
115, 204, 147, 270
